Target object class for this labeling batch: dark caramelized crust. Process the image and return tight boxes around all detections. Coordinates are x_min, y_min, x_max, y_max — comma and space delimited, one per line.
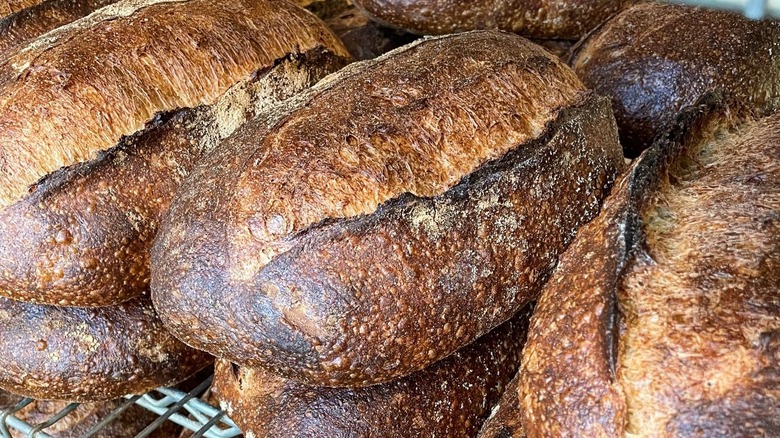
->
0, 0, 349, 306
477, 373, 526, 438
0, 390, 181, 437
0, 0, 347, 206
152, 32, 624, 387
520, 165, 634, 437
519, 94, 780, 436
352, 0, 629, 39
319, 1, 416, 60
0, 0, 117, 57
0, 293, 212, 402
571, 2, 780, 156
213, 306, 532, 438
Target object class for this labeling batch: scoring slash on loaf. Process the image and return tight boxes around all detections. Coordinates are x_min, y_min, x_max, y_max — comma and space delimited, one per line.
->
571, 2, 780, 156
0, 0, 350, 307
152, 30, 625, 387
512, 93, 780, 436
351, 0, 631, 40
213, 305, 533, 438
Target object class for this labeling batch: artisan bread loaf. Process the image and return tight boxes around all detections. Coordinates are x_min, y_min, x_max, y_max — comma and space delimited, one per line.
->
152, 31, 625, 387
0, 0, 349, 307
0, 293, 211, 402
0, 390, 181, 437
213, 306, 532, 437
571, 2, 780, 156
351, 0, 630, 39
517, 94, 779, 436
0, 0, 116, 56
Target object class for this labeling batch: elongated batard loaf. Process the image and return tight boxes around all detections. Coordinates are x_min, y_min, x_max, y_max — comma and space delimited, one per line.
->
152, 31, 625, 387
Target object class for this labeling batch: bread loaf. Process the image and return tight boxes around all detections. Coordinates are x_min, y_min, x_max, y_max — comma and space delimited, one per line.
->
0, 0, 116, 56
571, 2, 780, 156
518, 94, 780, 436
0, 390, 181, 437
0, 0, 350, 307
152, 30, 625, 387
351, 0, 630, 39
214, 306, 532, 437
0, 293, 211, 402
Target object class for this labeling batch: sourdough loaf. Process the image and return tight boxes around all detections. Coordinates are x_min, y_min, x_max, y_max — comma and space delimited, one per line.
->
152, 31, 625, 387
0, 0, 116, 56
571, 2, 780, 156
351, 0, 630, 39
0, 0, 350, 307
0, 390, 181, 437
0, 293, 211, 402
517, 94, 780, 436
213, 306, 532, 437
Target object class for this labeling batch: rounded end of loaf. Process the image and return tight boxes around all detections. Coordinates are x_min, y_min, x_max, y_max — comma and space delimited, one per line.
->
571, 2, 780, 157
0, 293, 213, 402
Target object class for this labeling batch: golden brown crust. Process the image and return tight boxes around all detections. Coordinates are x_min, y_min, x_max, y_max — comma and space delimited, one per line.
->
213, 306, 532, 438
352, 0, 630, 39
152, 31, 624, 388
0, 293, 212, 402
0, 0, 348, 207
0, 0, 44, 17
0, 390, 181, 437
570, 2, 780, 156
0, 0, 349, 306
618, 103, 779, 435
519, 93, 780, 436
0, 48, 348, 307
0, 0, 117, 57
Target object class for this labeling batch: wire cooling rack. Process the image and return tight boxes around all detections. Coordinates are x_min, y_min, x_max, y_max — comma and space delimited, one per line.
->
0, 373, 241, 438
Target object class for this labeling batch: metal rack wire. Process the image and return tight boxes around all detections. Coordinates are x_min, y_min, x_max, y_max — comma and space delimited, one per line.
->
0, 373, 242, 438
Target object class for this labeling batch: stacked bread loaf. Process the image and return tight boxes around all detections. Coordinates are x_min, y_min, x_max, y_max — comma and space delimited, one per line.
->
0, 0, 777, 436
0, 0, 351, 403
150, 28, 625, 435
